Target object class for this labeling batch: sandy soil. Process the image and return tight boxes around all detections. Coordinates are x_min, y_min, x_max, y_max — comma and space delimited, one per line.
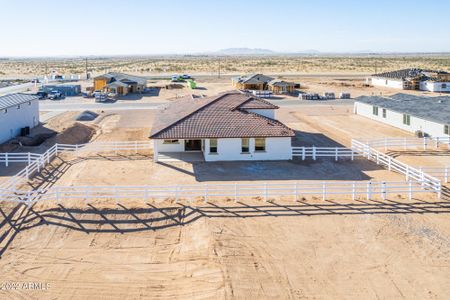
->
1, 104, 449, 299
0, 198, 449, 299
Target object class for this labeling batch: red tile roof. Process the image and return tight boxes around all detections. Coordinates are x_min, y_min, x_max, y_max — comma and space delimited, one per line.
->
150, 91, 294, 139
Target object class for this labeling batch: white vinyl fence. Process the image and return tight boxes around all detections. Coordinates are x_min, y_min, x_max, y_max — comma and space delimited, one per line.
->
361, 136, 450, 151
292, 146, 361, 161
0, 140, 444, 205
418, 167, 449, 183
4, 181, 437, 207
352, 139, 441, 196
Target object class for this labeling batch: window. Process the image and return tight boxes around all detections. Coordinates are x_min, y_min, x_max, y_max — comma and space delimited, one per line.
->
163, 139, 179, 144
445, 125, 449, 135
255, 138, 266, 152
241, 138, 249, 153
372, 106, 379, 116
28, 101, 32, 106
2, 109, 7, 114
442, 83, 447, 89
382, 108, 387, 118
17, 105, 20, 109
210, 139, 218, 153
403, 114, 411, 126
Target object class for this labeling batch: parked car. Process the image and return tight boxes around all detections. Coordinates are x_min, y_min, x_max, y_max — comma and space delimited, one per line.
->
48, 90, 63, 100
93, 90, 103, 98
181, 74, 191, 79
171, 75, 180, 82
36, 91, 48, 99
31, 78, 40, 84
95, 93, 108, 103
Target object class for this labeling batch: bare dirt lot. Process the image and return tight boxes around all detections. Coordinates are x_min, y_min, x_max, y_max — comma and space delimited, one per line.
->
1, 105, 449, 299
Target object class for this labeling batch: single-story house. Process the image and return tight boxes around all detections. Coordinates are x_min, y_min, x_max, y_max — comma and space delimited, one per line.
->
268, 79, 296, 94
231, 74, 274, 90
367, 68, 450, 92
150, 91, 295, 162
93, 72, 147, 95
354, 93, 450, 137
0, 93, 40, 143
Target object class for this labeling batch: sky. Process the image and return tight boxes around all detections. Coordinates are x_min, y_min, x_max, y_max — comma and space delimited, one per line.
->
1, 0, 450, 57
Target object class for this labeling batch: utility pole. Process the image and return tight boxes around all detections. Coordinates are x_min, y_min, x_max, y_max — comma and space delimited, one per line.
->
218, 56, 221, 79
85, 57, 88, 80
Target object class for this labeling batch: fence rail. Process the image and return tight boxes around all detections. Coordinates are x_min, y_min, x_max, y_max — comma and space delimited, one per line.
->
352, 139, 441, 196
292, 146, 360, 161
417, 167, 450, 183
360, 136, 450, 151
4, 181, 436, 206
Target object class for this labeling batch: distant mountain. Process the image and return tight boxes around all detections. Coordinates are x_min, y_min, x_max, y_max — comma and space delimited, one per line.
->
216, 48, 276, 55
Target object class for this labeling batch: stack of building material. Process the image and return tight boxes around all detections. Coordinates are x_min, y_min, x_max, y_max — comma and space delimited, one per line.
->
252, 90, 273, 98
323, 92, 336, 100
299, 93, 320, 100
340, 92, 351, 99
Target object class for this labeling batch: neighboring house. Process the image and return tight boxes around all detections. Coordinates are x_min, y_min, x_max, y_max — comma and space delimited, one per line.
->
268, 79, 296, 94
150, 91, 295, 162
93, 72, 147, 95
231, 74, 274, 90
367, 68, 450, 92
0, 93, 40, 143
354, 93, 450, 137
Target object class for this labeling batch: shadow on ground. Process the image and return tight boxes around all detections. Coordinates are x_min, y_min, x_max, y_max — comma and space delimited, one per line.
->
1, 197, 449, 257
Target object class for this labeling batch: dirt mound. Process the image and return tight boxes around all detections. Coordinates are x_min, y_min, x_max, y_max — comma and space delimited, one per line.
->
76, 111, 99, 121
54, 122, 97, 145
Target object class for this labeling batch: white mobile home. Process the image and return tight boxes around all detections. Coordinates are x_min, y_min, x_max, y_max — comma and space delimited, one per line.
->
150, 91, 295, 162
0, 93, 40, 144
354, 94, 450, 137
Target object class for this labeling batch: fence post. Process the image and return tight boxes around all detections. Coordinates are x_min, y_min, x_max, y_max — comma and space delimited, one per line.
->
423, 137, 427, 150
352, 181, 356, 200
388, 156, 392, 171
405, 166, 409, 181
445, 167, 449, 183
302, 147, 305, 160
135, 141, 138, 154
322, 182, 326, 201
351, 150, 354, 161
381, 182, 386, 200
204, 183, 208, 203
335, 147, 338, 161
367, 182, 372, 200
313, 146, 316, 161
376, 152, 379, 164
294, 182, 298, 202
5, 153, 8, 167
264, 183, 268, 202
28, 152, 31, 165
420, 171, 425, 189
408, 181, 412, 200
25, 165, 29, 179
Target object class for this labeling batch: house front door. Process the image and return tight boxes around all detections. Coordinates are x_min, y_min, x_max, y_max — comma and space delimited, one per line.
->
185, 140, 202, 151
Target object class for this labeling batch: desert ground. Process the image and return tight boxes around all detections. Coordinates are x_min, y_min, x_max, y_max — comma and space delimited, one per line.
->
1, 55, 450, 78
1, 100, 449, 299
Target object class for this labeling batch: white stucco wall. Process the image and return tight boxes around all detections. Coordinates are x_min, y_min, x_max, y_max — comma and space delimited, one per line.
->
354, 102, 448, 137
0, 99, 39, 143
156, 139, 186, 152
203, 137, 292, 161
420, 81, 450, 92
371, 77, 404, 89
246, 109, 275, 119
